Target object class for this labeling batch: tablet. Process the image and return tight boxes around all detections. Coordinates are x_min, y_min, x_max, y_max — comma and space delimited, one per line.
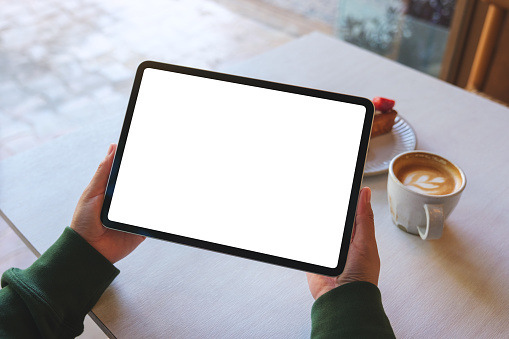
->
101, 61, 374, 276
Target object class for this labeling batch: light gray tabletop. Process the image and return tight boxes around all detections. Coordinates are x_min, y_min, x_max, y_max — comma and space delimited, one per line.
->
2, 32, 509, 338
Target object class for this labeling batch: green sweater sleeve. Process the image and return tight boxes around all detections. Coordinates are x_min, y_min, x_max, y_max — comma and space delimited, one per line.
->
0, 227, 119, 339
311, 281, 395, 339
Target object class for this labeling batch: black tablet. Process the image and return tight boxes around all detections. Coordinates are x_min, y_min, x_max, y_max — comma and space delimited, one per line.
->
101, 61, 374, 276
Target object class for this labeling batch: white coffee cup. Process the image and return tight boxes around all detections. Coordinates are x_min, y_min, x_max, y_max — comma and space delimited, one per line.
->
387, 151, 466, 240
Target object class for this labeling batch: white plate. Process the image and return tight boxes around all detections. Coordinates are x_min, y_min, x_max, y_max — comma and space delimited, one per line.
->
364, 116, 417, 176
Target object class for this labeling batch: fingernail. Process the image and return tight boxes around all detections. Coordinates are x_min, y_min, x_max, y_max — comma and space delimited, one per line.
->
107, 144, 115, 156
364, 187, 371, 204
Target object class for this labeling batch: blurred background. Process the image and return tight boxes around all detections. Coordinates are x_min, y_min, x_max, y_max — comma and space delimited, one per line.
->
1, 0, 508, 161
1, 0, 508, 337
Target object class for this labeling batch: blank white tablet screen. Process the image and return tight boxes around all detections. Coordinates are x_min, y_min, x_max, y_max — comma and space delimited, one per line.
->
108, 68, 366, 268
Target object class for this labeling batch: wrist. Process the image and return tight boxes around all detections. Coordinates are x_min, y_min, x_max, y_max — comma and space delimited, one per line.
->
337, 275, 378, 287
70, 226, 114, 263
314, 285, 339, 300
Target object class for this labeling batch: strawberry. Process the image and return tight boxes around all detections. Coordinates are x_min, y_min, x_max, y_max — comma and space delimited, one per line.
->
373, 97, 395, 111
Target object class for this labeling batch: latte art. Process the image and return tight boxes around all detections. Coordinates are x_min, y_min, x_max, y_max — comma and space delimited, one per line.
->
393, 156, 462, 196
400, 171, 454, 195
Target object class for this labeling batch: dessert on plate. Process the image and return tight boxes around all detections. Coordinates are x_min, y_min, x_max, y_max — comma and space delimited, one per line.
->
371, 97, 397, 137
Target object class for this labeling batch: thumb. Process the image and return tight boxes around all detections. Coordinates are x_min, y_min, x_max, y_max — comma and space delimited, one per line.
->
337, 187, 380, 286
352, 187, 376, 244
83, 144, 116, 199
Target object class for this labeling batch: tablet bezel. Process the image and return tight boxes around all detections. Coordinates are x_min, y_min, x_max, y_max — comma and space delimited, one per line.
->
101, 61, 374, 276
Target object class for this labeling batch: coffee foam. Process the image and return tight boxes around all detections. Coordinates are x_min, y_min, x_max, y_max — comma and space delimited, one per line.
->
394, 155, 462, 196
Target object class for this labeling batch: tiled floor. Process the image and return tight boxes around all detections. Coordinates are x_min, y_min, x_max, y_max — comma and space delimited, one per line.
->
0, 0, 333, 337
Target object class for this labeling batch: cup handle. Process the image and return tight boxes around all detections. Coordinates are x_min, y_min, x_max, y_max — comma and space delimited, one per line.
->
418, 204, 444, 240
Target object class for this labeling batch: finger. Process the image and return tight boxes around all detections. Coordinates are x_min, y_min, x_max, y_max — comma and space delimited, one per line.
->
353, 187, 375, 244
83, 144, 117, 199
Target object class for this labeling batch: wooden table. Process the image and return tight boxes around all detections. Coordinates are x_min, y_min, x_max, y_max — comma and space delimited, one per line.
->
2, 33, 509, 338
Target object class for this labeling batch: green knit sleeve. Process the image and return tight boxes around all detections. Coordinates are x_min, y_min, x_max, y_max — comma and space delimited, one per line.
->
310, 281, 395, 339
0, 227, 119, 339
